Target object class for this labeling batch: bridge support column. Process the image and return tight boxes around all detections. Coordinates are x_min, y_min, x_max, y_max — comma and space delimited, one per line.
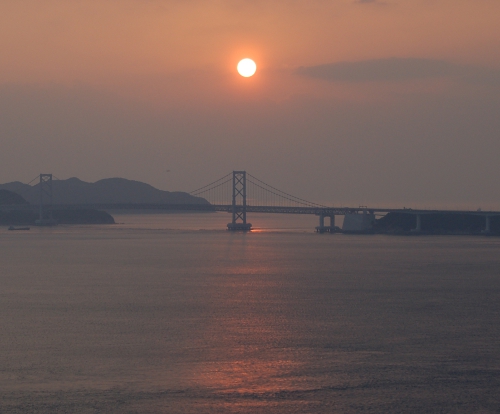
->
329, 215, 335, 230
227, 171, 252, 231
411, 213, 422, 233
316, 215, 337, 233
482, 215, 491, 234
315, 215, 325, 233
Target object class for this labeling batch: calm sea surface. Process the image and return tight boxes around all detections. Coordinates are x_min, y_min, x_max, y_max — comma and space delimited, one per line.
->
1, 213, 500, 413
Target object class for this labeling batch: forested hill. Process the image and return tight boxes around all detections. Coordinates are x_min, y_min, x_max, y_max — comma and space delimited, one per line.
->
0, 177, 208, 205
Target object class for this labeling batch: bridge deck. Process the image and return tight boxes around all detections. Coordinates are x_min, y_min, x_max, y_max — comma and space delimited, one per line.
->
2, 203, 500, 216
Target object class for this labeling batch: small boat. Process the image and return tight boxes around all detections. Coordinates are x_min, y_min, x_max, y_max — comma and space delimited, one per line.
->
8, 226, 30, 231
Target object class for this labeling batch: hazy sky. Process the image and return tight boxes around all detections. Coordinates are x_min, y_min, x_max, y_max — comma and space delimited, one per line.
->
1, 0, 499, 208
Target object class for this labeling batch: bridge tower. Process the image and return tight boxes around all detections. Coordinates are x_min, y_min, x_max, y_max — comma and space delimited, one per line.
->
35, 174, 57, 226
227, 171, 252, 231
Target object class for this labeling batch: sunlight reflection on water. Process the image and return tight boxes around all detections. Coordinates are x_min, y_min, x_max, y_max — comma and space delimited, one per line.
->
1, 214, 500, 413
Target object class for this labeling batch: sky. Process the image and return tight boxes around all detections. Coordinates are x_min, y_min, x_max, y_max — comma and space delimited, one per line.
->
1, 0, 499, 208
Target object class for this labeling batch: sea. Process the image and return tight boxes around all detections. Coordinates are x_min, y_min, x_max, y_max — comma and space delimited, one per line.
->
1, 212, 499, 413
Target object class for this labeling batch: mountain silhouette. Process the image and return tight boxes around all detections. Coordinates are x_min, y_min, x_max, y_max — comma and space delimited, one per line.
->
0, 177, 208, 205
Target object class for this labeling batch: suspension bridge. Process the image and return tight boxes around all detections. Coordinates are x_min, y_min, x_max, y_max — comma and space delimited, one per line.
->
2, 171, 500, 233
189, 171, 346, 231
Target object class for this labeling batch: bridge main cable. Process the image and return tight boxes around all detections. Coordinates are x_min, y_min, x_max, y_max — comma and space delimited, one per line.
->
190, 172, 232, 196
246, 173, 327, 208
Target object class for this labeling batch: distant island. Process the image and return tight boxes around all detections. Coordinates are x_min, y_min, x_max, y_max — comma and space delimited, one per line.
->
0, 189, 115, 225
0, 177, 209, 226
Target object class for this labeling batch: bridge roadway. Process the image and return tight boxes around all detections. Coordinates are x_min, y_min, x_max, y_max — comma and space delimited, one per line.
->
2, 203, 500, 217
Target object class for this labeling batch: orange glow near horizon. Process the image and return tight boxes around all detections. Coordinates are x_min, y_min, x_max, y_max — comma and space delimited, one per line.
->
1, 1, 499, 87
0, 1, 498, 112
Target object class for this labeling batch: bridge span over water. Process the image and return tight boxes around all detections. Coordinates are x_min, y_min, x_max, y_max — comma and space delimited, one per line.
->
2, 172, 500, 233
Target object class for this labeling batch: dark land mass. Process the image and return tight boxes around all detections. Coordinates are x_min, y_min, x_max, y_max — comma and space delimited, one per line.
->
373, 212, 500, 235
0, 189, 115, 225
0, 177, 209, 225
0, 189, 29, 206
0, 177, 208, 205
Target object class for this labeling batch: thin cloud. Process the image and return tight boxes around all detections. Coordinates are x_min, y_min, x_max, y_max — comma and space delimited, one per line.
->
296, 58, 500, 85
296, 58, 454, 82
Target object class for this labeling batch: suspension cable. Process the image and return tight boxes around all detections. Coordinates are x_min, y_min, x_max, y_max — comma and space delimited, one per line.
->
189, 171, 326, 208
247, 174, 326, 207
26, 176, 39, 186
190, 173, 232, 195
247, 179, 318, 207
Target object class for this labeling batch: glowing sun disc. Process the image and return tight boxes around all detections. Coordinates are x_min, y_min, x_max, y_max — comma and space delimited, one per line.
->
237, 58, 257, 77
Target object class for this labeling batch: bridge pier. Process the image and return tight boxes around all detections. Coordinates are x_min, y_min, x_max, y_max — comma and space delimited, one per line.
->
227, 221, 252, 231
316, 215, 337, 233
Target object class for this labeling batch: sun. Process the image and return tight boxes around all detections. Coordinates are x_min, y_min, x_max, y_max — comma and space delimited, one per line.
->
237, 58, 257, 77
